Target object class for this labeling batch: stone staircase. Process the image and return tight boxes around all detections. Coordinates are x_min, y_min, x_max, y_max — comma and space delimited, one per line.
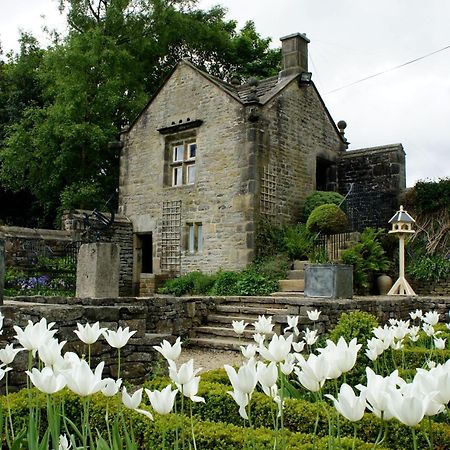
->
188, 296, 289, 351
274, 260, 307, 295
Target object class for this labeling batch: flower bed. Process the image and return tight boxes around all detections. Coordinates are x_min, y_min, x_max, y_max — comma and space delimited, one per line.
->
0, 307, 448, 449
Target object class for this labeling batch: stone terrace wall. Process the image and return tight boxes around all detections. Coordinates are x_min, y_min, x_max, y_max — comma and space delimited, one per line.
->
0, 226, 74, 269
413, 278, 450, 297
337, 145, 406, 231
0, 295, 212, 390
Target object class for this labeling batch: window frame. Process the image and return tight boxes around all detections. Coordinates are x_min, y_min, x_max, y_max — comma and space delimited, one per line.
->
186, 222, 203, 254
167, 139, 197, 187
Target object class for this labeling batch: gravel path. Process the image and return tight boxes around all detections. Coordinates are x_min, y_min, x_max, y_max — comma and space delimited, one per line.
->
178, 348, 242, 372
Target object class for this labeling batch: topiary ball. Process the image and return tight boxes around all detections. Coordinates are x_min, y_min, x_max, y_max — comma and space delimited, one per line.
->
306, 203, 348, 234
303, 191, 344, 219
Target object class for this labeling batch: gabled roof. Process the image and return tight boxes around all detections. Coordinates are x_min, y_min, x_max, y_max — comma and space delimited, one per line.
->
389, 206, 415, 224
123, 59, 344, 144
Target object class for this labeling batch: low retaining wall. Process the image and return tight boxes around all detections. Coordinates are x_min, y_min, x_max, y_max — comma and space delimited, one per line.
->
1, 293, 449, 390
0, 295, 211, 390
413, 278, 450, 296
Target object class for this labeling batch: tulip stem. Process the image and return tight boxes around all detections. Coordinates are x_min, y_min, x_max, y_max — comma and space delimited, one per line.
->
279, 367, 285, 450
190, 401, 197, 450
105, 400, 112, 448
117, 347, 121, 379
411, 428, 418, 450
426, 416, 434, 450
352, 423, 358, 450
5, 371, 15, 440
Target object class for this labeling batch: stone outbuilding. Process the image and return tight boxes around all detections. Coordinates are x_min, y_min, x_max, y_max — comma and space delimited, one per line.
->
118, 32, 406, 294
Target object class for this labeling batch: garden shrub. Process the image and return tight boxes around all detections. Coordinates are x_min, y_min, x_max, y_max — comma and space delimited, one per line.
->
328, 311, 379, 348
234, 271, 279, 296
306, 204, 348, 234
341, 228, 390, 292
283, 224, 314, 260
255, 217, 287, 258
209, 271, 240, 296
407, 254, 450, 281
250, 254, 290, 280
159, 271, 216, 296
303, 190, 344, 220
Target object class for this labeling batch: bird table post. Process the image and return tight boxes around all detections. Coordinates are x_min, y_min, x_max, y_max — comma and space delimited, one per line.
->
387, 205, 417, 296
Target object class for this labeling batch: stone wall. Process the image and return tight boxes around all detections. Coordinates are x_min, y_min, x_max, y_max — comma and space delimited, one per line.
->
0, 294, 211, 390
413, 278, 450, 297
260, 82, 344, 223
337, 145, 406, 231
0, 226, 74, 269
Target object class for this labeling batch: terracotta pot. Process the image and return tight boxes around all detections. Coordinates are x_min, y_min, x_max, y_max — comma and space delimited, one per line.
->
377, 274, 393, 295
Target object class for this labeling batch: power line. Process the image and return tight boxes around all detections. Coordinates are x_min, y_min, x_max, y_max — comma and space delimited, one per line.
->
325, 44, 450, 94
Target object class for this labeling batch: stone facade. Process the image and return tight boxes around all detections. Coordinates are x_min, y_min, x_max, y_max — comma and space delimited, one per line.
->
119, 32, 406, 284
413, 278, 450, 296
338, 145, 406, 231
119, 33, 353, 284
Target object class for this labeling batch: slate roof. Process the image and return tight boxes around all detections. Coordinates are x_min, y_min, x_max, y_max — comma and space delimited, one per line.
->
389, 207, 415, 224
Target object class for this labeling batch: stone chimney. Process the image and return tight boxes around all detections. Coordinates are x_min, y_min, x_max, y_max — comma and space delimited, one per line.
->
279, 33, 310, 78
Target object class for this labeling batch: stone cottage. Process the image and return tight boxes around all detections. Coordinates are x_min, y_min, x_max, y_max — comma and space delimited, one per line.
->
118, 32, 406, 294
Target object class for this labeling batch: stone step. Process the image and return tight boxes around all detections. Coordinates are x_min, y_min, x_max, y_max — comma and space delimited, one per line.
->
287, 269, 305, 280
293, 260, 308, 270
216, 304, 288, 316
217, 296, 281, 304
278, 279, 305, 292
193, 325, 271, 340
188, 337, 248, 351
271, 292, 305, 297
207, 314, 260, 326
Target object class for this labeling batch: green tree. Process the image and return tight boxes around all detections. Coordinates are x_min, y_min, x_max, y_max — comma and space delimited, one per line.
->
0, 0, 281, 226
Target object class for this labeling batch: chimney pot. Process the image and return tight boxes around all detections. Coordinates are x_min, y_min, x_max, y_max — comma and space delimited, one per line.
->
279, 32, 310, 78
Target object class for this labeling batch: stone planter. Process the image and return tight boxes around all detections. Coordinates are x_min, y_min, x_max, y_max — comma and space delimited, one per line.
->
304, 264, 353, 299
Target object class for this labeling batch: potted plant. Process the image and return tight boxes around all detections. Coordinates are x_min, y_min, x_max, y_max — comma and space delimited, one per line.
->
304, 203, 353, 299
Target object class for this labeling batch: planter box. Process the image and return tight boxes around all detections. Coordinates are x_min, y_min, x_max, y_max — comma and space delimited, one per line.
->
304, 264, 353, 299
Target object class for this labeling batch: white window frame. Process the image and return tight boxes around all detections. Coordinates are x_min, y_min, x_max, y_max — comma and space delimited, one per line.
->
170, 141, 196, 187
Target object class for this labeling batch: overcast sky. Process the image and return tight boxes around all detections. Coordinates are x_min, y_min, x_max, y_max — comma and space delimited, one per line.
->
1, 0, 449, 187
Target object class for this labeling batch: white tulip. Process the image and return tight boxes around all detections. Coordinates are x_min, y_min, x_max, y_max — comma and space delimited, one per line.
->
180, 377, 205, 403
153, 337, 182, 361
257, 361, 278, 388
0, 344, 24, 365
227, 389, 249, 419
74, 322, 107, 345
145, 385, 178, 415
232, 320, 247, 335
169, 359, 201, 386
224, 358, 258, 395
423, 311, 440, 326
307, 309, 321, 321
434, 337, 446, 350
240, 344, 257, 359
122, 386, 143, 409
38, 338, 66, 367
326, 383, 367, 422
253, 315, 274, 335
103, 327, 136, 349
14, 318, 57, 356
64, 360, 106, 396
102, 378, 122, 397
26, 367, 66, 394
284, 316, 299, 335
258, 334, 293, 363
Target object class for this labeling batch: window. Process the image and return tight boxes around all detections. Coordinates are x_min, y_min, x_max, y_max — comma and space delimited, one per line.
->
186, 222, 203, 253
170, 141, 196, 186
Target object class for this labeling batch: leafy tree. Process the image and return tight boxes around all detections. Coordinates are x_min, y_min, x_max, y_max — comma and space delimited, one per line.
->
0, 0, 281, 226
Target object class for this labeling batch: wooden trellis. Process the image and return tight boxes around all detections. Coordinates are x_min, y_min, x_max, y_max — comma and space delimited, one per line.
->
161, 201, 182, 274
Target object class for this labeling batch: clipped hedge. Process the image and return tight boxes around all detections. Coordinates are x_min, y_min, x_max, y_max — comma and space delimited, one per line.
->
0, 387, 380, 449
303, 191, 345, 220
142, 379, 450, 450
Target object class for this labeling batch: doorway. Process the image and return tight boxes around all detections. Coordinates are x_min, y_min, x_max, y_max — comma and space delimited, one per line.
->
138, 233, 153, 274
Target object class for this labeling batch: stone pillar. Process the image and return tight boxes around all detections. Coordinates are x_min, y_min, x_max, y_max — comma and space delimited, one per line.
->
76, 243, 120, 298
0, 239, 4, 304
